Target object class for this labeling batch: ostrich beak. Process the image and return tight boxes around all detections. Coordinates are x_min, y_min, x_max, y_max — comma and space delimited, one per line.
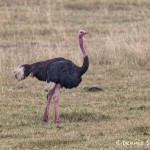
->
85, 32, 88, 34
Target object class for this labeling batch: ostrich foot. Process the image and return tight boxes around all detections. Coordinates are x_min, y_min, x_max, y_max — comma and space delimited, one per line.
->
54, 119, 60, 124
43, 115, 48, 122
43, 110, 49, 122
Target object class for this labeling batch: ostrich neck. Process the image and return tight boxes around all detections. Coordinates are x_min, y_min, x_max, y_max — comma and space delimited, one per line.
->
78, 36, 89, 76
79, 37, 86, 57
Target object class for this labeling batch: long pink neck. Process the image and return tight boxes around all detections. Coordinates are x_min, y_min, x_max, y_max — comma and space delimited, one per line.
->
79, 37, 86, 57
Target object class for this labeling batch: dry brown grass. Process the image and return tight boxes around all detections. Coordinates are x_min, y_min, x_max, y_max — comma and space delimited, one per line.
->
0, 0, 150, 149
0, 0, 150, 76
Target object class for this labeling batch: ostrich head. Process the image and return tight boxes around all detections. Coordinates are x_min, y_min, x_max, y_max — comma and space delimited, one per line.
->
14, 64, 30, 81
79, 30, 88, 39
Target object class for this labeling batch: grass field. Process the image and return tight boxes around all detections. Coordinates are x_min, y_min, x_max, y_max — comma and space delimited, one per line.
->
0, 0, 150, 149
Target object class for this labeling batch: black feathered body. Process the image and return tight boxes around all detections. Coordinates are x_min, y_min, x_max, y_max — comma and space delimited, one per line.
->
22, 56, 89, 89
46, 59, 81, 88
26, 58, 65, 81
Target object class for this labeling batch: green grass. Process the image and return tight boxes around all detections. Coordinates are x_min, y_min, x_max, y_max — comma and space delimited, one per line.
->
0, 0, 150, 149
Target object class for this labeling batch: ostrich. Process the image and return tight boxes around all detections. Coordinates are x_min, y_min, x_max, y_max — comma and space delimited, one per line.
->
14, 30, 89, 123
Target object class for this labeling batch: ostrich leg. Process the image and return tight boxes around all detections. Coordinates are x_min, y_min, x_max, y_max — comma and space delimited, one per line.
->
53, 84, 61, 124
43, 88, 55, 122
